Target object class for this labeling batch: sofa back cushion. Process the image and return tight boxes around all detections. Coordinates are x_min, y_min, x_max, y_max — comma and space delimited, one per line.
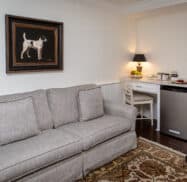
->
0, 97, 40, 145
47, 84, 96, 128
0, 90, 53, 130
78, 87, 104, 121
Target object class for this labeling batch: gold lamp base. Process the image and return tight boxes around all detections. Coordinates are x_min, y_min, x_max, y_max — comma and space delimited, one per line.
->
136, 63, 142, 73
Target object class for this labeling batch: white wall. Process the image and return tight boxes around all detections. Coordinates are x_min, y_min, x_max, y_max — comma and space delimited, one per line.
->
135, 4, 187, 78
0, 0, 129, 95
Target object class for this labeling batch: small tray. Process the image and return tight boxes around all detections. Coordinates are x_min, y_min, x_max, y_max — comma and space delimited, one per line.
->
130, 75, 143, 79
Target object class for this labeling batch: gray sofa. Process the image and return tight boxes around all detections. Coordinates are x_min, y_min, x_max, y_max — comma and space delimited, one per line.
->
0, 84, 137, 182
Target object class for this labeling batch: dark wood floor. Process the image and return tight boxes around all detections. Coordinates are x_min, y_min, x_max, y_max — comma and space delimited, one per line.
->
136, 120, 187, 155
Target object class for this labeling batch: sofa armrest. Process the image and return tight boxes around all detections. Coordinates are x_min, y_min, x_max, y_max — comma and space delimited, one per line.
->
104, 101, 137, 131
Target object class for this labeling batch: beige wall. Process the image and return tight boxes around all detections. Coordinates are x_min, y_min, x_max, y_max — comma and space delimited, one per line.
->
135, 4, 187, 78
0, 0, 130, 95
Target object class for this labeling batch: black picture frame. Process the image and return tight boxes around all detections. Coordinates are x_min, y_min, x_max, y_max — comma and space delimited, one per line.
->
6, 15, 63, 73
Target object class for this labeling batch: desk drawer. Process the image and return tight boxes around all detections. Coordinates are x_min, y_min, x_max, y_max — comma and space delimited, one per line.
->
131, 82, 160, 93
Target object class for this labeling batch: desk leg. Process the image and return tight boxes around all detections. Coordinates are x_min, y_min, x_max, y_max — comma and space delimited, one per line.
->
156, 90, 160, 131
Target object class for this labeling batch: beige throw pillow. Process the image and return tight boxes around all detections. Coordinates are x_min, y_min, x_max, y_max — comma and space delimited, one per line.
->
79, 87, 104, 121
0, 97, 40, 145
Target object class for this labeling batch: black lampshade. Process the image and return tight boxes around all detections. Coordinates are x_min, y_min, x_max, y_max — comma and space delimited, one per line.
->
133, 54, 146, 62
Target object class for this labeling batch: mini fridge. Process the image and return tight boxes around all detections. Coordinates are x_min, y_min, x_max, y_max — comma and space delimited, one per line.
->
161, 85, 187, 140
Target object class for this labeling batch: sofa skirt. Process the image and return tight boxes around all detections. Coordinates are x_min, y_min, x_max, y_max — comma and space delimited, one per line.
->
83, 131, 137, 175
17, 154, 82, 182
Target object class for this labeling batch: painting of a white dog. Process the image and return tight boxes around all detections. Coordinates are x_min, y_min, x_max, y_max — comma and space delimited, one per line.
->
20, 32, 47, 60
6, 15, 63, 72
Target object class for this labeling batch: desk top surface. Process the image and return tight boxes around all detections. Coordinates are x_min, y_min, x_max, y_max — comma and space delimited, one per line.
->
125, 77, 187, 88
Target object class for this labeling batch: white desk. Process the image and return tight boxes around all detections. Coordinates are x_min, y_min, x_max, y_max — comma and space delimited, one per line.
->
123, 78, 187, 131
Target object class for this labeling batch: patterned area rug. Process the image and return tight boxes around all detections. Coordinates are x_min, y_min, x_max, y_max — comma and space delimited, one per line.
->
78, 137, 187, 182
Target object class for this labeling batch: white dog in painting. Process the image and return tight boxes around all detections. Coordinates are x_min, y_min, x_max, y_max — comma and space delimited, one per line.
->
20, 32, 47, 60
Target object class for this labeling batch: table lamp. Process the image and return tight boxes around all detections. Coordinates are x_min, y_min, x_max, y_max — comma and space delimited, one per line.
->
133, 54, 146, 73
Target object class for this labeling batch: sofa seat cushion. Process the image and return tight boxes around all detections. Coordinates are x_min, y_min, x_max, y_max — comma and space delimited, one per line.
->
60, 115, 131, 151
0, 129, 82, 182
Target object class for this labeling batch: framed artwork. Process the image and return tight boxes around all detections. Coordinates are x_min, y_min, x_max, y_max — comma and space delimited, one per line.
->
6, 15, 63, 73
